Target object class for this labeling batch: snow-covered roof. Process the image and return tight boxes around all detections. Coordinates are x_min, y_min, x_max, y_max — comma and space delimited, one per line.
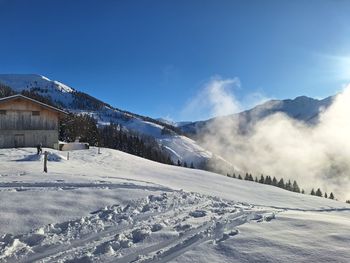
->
0, 94, 68, 115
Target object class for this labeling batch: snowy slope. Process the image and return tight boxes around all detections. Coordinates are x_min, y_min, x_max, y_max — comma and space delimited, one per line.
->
0, 74, 213, 167
0, 74, 74, 93
0, 74, 75, 106
156, 118, 192, 128
0, 147, 349, 262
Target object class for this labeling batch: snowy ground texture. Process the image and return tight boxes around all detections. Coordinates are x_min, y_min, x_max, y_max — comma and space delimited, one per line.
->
0, 148, 349, 262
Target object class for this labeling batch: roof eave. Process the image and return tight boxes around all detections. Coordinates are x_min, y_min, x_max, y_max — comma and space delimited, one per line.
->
0, 94, 69, 115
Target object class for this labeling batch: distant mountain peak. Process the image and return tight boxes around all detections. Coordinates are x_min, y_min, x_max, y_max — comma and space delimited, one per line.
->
180, 94, 335, 135
0, 74, 75, 93
293, 95, 316, 101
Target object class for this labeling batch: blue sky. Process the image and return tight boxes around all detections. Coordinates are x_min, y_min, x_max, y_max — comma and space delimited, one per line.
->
1, 0, 350, 121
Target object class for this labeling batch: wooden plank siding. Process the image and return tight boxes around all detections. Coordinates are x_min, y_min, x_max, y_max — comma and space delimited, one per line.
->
0, 96, 66, 148
0, 111, 58, 130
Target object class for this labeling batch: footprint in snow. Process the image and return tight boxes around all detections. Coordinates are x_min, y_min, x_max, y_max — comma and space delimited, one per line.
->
217, 229, 239, 242
189, 210, 207, 218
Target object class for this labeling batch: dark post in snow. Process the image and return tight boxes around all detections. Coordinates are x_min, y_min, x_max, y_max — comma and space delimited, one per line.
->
98, 147, 101, 154
44, 151, 48, 173
67, 152, 69, 160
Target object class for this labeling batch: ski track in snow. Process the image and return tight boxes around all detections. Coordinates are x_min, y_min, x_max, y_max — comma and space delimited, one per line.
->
0, 191, 279, 263
0, 182, 173, 193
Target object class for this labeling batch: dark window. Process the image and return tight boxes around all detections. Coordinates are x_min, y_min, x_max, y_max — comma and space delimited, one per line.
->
0, 110, 6, 115
32, 111, 40, 116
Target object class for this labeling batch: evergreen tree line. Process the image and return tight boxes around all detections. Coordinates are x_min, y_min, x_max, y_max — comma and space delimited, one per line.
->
59, 114, 174, 165
176, 159, 195, 169
226, 172, 337, 200
98, 123, 173, 165
59, 113, 99, 145
0, 84, 15, 97
21, 90, 57, 107
71, 91, 106, 111
309, 188, 335, 199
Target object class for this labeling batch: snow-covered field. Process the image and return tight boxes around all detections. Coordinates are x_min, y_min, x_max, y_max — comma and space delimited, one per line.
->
0, 148, 349, 262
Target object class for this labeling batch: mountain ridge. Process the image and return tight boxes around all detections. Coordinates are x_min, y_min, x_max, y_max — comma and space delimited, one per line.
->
179, 94, 334, 136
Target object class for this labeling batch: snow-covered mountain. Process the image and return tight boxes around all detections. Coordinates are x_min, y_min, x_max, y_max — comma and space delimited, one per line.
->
0, 74, 213, 167
0, 74, 75, 106
180, 95, 334, 135
156, 118, 192, 128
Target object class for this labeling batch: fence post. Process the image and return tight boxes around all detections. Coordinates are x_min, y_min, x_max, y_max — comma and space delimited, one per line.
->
44, 151, 48, 173
67, 152, 69, 160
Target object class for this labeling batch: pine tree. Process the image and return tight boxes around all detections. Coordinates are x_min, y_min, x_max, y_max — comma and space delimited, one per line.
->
227, 173, 230, 177
238, 174, 242, 180
232, 173, 236, 179
292, 180, 300, 193
264, 176, 268, 184
277, 178, 285, 189
255, 176, 258, 182
177, 160, 181, 166
329, 192, 335, 200
265, 176, 272, 185
346, 200, 350, 204
315, 188, 322, 197
244, 173, 249, 180
60, 113, 99, 146
272, 177, 277, 186
301, 189, 305, 194
324, 192, 328, 198
285, 180, 292, 191
190, 162, 195, 169
0, 83, 16, 98
249, 174, 254, 181
167, 156, 173, 165
310, 188, 315, 195
183, 161, 188, 168
259, 175, 265, 184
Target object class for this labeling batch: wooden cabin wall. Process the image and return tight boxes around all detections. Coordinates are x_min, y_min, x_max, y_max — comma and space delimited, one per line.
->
0, 99, 59, 130
0, 98, 61, 148
0, 130, 59, 148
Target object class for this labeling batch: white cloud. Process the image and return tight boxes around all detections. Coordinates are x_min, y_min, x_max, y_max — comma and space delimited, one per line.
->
198, 81, 350, 201
181, 76, 270, 121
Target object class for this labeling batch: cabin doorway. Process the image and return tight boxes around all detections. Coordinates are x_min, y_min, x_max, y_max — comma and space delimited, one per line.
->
14, 134, 25, 147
